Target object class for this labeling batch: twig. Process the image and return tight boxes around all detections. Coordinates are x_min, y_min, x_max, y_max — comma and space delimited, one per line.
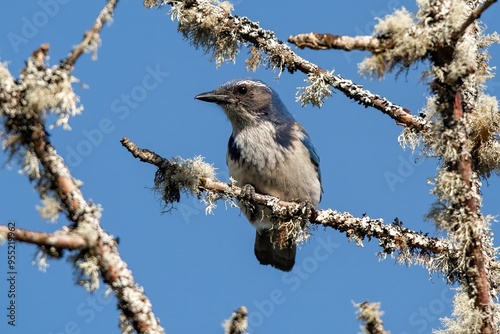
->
0, 225, 87, 250
451, 0, 497, 41
61, 0, 119, 67
288, 33, 381, 52
356, 301, 389, 334
32, 43, 50, 66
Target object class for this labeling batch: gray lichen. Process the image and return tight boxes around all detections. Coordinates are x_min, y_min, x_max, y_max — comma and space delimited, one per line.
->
168, 0, 237, 66
359, 7, 428, 78
154, 156, 216, 210
355, 301, 388, 334
19, 58, 83, 130
466, 94, 500, 178
73, 250, 101, 292
0, 57, 83, 188
36, 196, 62, 223
434, 289, 500, 334
296, 70, 334, 107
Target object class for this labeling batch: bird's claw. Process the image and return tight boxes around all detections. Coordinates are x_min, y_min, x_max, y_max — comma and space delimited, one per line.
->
298, 200, 315, 219
241, 184, 256, 202
241, 184, 257, 221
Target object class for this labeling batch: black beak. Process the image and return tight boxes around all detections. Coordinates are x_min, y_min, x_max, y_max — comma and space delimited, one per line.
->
195, 91, 231, 104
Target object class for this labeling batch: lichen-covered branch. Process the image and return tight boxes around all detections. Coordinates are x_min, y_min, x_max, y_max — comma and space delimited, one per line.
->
121, 137, 454, 269
400, 1, 499, 333
296, 6, 500, 329
288, 33, 381, 52
150, 0, 427, 132
0, 1, 165, 332
355, 301, 389, 334
0, 225, 88, 250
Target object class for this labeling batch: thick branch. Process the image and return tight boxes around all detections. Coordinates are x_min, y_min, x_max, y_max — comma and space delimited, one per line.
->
0, 225, 87, 249
453, 91, 493, 333
29, 82, 163, 334
288, 33, 381, 52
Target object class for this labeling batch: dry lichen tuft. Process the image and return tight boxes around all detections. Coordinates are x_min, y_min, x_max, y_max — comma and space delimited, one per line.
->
168, 0, 237, 66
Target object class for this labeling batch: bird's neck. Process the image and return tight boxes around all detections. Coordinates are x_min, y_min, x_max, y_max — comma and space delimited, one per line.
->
232, 121, 275, 145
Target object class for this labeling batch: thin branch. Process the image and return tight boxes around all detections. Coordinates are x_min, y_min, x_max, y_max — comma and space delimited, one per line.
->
451, 0, 497, 41
161, 0, 427, 132
121, 137, 165, 167
356, 301, 389, 334
121, 137, 451, 257
61, 0, 119, 67
0, 225, 87, 250
288, 33, 381, 52
21, 77, 164, 334
32, 43, 50, 66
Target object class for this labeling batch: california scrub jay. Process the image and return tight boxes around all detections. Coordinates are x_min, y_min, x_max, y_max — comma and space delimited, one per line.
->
195, 78, 322, 271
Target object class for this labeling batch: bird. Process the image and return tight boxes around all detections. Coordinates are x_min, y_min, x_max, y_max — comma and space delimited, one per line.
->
195, 78, 322, 271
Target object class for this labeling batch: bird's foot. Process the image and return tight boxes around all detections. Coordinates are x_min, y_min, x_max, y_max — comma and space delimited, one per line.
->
241, 184, 257, 221
241, 184, 256, 202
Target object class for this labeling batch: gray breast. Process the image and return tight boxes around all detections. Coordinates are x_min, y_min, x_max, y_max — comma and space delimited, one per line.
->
226, 122, 321, 205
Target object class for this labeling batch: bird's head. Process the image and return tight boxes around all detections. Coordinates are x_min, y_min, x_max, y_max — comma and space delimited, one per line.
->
195, 78, 294, 131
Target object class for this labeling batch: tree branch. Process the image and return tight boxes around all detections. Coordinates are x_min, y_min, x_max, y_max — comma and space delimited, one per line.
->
0, 1, 165, 332
223, 306, 248, 334
356, 301, 389, 334
288, 33, 381, 52
0, 225, 87, 250
426, 1, 498, 329
451, 0, 497, 41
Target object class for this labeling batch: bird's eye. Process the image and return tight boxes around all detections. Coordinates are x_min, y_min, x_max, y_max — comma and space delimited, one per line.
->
237, 86, 247, 94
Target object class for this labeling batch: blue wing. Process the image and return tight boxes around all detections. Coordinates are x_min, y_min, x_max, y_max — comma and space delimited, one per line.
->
298, 125, 323, 196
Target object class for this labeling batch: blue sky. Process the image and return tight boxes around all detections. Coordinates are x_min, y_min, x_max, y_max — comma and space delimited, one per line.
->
0, 1, 499, 333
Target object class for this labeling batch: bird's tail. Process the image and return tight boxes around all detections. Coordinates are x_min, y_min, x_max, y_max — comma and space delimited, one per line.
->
254, 230, 296, 272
